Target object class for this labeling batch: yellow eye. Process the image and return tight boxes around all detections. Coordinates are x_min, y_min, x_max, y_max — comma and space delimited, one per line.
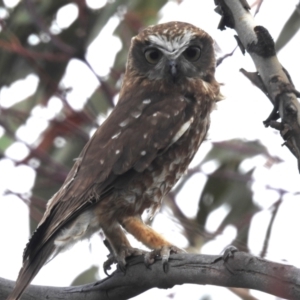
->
183, 46, 201, 62
144, 48, 162, 64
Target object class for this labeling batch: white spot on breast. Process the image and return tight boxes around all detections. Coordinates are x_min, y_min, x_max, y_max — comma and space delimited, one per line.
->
141, 150, 146, 156
100, 159, 104, 164
172, 117, 194, 143
143, 99, 151, 104
131, 111, 141, 118
111, 131, 121, 139
153, 113, 157, 117
143, 133, 148, 139
115, 150, 120, 154
119, 119, 129, 127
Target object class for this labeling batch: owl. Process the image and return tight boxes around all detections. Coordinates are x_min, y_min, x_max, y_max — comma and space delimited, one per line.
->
7, 21, 221, 300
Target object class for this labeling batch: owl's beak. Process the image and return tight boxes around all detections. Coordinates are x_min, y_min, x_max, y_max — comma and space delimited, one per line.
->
168, 60, 177, 77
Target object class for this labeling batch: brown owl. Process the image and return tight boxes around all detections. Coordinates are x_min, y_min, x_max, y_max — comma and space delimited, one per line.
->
7, 21, 221, 300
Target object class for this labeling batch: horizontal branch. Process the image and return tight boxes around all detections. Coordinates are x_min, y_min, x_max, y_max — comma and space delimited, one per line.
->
2, 252, 300, 299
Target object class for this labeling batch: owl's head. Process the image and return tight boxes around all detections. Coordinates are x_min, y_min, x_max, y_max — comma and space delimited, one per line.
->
127, 22, 216, 84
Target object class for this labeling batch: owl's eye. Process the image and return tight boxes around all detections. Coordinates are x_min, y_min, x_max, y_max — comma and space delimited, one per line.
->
183, 46, 201, 62
144, 48, 162, 64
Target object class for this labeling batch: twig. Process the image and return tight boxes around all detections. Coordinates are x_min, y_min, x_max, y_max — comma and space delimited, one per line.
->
260, 198, 282, 258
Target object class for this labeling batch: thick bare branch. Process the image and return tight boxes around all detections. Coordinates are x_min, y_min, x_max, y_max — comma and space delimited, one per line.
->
1, 252, 300, 300
215, 0, 300, 170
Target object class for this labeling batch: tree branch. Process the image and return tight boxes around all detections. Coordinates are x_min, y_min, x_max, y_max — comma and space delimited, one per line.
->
2, 252, 300, 299
215, 0, 300, 171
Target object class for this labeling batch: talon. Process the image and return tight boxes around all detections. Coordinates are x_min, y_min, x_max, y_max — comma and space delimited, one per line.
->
221, 246, 238, 275
104, 269, 110, 276
103, 246, 147, 275
145, 245, 185, 272
144, 252, 156, 267
222, 245, 238, 261
103, 256, 117, 276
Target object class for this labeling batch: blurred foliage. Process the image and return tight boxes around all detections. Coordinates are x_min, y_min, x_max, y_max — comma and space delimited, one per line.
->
167, 139, 280, 254
0, 0, 167, 285
71, 265, 99, 286
196, 140, 268, 251
275, 0, 300, 52
0, 0, 287, 289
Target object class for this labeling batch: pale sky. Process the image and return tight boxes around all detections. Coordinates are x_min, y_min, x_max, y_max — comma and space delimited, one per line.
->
0, 1, 300, 299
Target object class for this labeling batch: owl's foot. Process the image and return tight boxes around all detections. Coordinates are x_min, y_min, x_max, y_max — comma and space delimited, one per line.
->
145, 245, 185, 272
222, 245, 238, 261
103, 246, 147, 275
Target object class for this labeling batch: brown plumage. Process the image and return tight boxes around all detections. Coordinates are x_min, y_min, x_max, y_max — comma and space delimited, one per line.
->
7, 21, 221, 300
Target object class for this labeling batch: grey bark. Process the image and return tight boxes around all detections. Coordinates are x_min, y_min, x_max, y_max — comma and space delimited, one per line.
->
1, 252, 300, 300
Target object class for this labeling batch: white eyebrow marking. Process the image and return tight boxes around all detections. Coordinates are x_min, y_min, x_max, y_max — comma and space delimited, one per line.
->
148, 31, 194, 54
115, 150, 120, 154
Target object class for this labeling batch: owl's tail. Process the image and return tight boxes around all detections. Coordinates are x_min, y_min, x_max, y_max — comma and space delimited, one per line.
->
6, 241, 55, 300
